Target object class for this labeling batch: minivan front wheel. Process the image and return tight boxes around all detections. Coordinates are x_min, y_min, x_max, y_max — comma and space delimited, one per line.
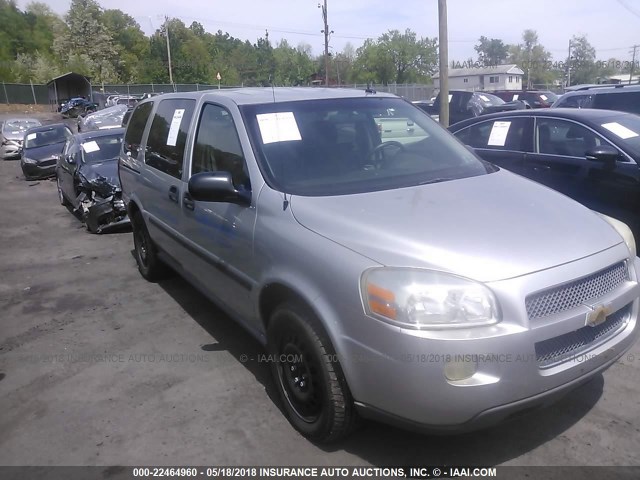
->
132, 211, 171, 281
267, 301, 356, 443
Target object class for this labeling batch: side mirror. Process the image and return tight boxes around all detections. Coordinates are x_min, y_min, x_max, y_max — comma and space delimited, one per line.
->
188, 171, 250, 206
586, 145, 618, 169
66, 154, 76, 164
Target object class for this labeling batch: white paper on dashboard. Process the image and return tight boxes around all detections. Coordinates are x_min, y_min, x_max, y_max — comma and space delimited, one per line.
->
601, 122, 639, 140
82, 141, 100, 153
257, 112, 302, 144
513, 94, 519, 100
447, 94, 453, 103
166, 109, 185, 146
487, 121, 512, 146
26, 133, 36, 140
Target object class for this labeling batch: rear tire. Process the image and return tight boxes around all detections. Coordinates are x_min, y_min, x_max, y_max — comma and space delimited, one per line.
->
267, 301, 357, 443
131, 210, 171, 281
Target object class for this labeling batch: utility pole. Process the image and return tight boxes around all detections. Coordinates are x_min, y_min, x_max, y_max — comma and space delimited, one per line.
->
319, 1, 331, 86
629, 45, 638, 84
438, 0, 449, 127
566, 40, 572, 88
165, 16, 174, 85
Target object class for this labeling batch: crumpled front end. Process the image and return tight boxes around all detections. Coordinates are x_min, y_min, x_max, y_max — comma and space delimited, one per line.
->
76, 175, 129, 233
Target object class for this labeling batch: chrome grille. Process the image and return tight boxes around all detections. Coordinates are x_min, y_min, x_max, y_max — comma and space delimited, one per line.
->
526, 262, 628, 320
38, 158, 56, 167
535, 304, 631, 368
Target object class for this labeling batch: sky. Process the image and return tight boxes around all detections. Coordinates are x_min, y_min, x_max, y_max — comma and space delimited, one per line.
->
17, 0, 640, 62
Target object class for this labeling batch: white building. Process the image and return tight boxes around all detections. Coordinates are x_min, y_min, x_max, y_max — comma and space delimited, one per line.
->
433, 64, 525, 92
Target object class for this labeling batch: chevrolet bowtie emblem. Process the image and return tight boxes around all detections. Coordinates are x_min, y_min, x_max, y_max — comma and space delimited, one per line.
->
585, 304, 611, 327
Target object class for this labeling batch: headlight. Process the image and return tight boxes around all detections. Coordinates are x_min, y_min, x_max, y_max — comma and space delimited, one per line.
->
597, 213, 636, 258
22, 157, 37, 164
362, 268, 500, 329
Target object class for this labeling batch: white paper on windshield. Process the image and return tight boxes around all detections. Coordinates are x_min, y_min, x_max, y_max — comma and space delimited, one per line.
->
601, 122, 639, 140
166, 109, 185, 147
540, 94, 548, 101
487, 121, 512, 146
513, 94, 519, 100
447, 94, 453, 103
26, 133, 36, 140
256, 112, 302, 144
82, 141, 100, 153
479, 94, 490, 102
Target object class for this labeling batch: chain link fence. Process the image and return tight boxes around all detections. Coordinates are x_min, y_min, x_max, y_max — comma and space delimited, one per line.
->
0, 82, 49, 105
1, 82, 436, 106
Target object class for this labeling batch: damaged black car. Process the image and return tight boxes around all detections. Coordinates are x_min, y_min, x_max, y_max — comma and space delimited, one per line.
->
55, 128, 129, 233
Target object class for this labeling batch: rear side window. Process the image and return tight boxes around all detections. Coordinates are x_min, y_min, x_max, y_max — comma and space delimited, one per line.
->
557, 94, 593, 108
124, 102, 153, 159
594, 92, 640, 115
145, 98, 196, 179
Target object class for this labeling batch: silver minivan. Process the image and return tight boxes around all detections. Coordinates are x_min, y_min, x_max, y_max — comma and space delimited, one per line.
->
119, 88, 639, 442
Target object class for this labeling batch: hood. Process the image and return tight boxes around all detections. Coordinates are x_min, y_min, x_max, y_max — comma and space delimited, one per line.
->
23, 142, 65, 161
79, 158, 120, 195
289, 170, 623, 282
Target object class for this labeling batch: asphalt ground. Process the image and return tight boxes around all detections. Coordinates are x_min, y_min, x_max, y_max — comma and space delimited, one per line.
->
0, 112, 639, 471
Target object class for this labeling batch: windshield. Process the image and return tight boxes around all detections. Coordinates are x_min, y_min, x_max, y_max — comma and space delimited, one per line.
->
81, 134, 123, 163
599, 114, 640, 158
241, 97, 494, 196
2, 120, 40, 135
24, 126, 71, 148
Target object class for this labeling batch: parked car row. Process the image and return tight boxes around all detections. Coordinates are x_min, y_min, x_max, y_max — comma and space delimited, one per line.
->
2, 111, 129, 233
113, 88, 638, 443
415, 90, 531, 125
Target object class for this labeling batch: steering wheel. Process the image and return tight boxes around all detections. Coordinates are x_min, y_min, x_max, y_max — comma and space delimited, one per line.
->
367, 141, 406, 168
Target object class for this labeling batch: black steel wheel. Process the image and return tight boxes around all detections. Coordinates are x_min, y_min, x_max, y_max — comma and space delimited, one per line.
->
267, 301, 356, 443
131, 210, 171, 281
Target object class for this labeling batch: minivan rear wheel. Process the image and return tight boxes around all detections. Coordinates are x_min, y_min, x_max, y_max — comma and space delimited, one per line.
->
132, 210, 171, 282
267, 301, 356, 443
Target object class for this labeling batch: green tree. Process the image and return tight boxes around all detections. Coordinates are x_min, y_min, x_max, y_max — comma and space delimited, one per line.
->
568, 35, 597, 85
508, 29, 556, 87
102, 9, 148, 82
474, 36, 509, 66
52, 0, 119, 82
353, 29, 437, 85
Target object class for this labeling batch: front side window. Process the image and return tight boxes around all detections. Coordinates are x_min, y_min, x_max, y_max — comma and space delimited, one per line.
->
536, 118, 605, 157
191, 104, 250, 189
145, 98, 196, 179
454, 117, 529, 151
241, 97, 495, 196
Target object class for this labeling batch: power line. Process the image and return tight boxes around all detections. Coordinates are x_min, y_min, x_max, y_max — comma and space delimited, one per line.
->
616, 0, 640, 19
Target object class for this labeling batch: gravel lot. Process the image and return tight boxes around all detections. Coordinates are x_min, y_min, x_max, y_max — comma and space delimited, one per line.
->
0, 112, 639, 469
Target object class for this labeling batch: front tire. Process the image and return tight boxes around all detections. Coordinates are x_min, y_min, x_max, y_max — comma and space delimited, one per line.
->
267, 301, 356, 443
131, 210, 171, 281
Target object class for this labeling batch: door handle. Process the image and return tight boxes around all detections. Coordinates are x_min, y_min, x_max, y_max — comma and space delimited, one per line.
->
183, 193, 195, 211
168, 185, 179, 203
533, 165, 551, 172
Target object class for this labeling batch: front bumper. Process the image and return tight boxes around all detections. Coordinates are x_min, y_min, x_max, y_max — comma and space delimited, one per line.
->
21, 160, 56, 179
1, 142, 22, 159
339, 245, 640, 430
